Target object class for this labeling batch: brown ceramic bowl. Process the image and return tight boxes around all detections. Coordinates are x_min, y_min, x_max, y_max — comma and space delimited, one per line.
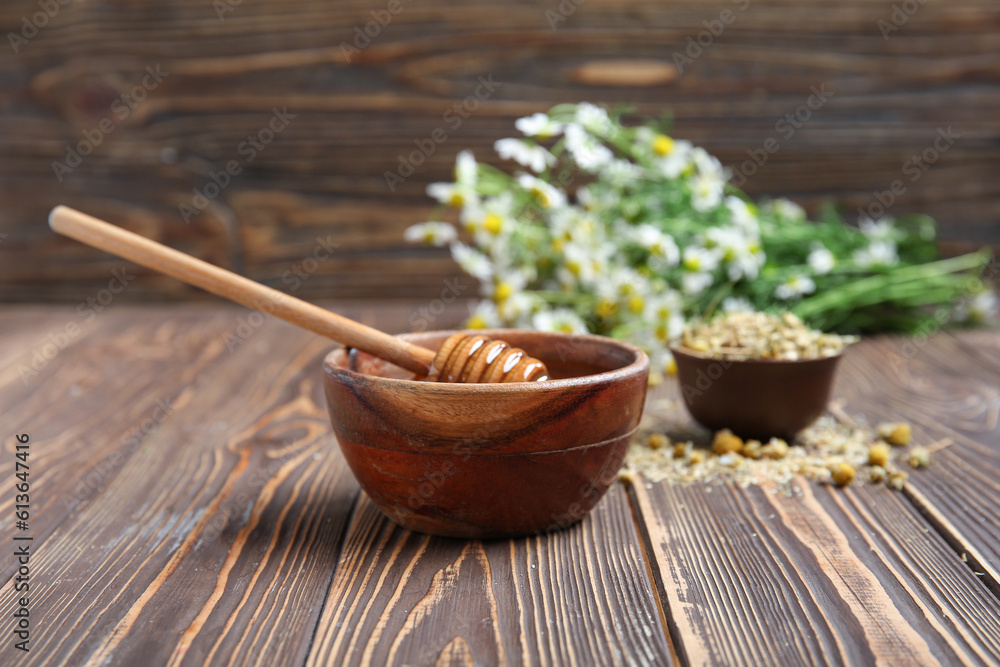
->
322, 329, 649, 539
671, 346, 848, 441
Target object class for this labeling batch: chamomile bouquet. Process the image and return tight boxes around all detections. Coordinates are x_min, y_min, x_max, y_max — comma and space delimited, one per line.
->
406, 103, 994, 381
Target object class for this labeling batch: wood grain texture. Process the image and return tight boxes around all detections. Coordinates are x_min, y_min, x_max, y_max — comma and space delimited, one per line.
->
633, 329, 1000, 666
0, 306, 235, 580
832, 331, 1000, 594
1, 0, 999, 303
633, 477, 1000, 667
308, 486, 674, 666
0, 304, 424, 666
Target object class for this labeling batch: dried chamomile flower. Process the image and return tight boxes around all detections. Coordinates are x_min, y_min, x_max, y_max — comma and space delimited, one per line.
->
888, 470, 908, 490
618, 469, 636, 485
761, 437, 789, 460
647, 433, 670, 450
908, 446, 930, 468
868, 443, 891, 467
830, 462, 856, 487
869, 465, 887, 483
688, 450, 705, 465
741, 439, 763, 460
679, 311, 857, 361
712, 429, 743, 455
672, 442, 691, 459
877, 422, 911, 446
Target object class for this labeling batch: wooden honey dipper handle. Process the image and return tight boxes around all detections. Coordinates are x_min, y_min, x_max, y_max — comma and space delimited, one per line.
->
48, 206, 549, 383
49, 206, 436, 376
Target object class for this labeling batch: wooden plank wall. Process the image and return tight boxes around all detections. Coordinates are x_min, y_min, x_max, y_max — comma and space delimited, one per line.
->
1, 0, 999, 303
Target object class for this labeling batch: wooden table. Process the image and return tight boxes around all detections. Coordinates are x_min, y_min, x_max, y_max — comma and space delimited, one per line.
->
2, 303, 999, 666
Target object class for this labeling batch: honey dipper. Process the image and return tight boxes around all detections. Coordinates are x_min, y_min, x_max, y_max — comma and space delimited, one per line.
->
49, 206, 548, 383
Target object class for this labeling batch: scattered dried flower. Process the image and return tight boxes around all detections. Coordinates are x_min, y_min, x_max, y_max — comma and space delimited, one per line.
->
831, 462, 856, 487
679, 311, 857, 361
878, 422, 912, 446
868, 443, 891, 467
761, 438, 790, 460
712, 429, 743, 455
647, 433, 669, 450
908, 446, 931, 468
742, 439, 763, 460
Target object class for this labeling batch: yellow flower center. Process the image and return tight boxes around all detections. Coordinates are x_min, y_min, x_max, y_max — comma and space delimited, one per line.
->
628, 295, 644, 314
531, 187, 550, 207
566, 261, 582, 277
449, 192, 464, 208
684, 256, 700, 271
484, 213, 503, 235
466, 315, 487, 329
552, 238, 565, 252
656, 325, 669, 341
595, 299, 618, 319
653, 135, 675, 156
493, 282, 513, 303
666, 358, 678, 376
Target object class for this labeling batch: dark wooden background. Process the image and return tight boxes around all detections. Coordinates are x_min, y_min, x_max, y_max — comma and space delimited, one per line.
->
1, 0, 998, 304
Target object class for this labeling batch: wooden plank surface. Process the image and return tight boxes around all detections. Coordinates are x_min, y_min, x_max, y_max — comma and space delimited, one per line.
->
2, 305, 1000, 666
308, 487, 675, 667
634, 478, 1000, 667
0, 306, 236, 580
2, 0, 999, 303
633, 329, 1000, 666
0, 303, 434, 666
833, 333, 1000, 592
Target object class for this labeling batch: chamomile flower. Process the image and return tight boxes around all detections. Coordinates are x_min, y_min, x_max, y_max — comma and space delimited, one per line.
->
557, 242, 605, 288
601, 159, 644, 187
497, 291, 538, 324
725, 196, 760, 235
853, 241, 898, 268
574, 102, 614, 137
682, 246, 722, 273
517, 173, 567, 209
631, 224, 680, 269
655, 139, 693, 178
690, 171, 725, 212
494, 138, 556, 173
564, 124, 614, 172
807, 244, 836, 275
515, 113, 565, 138
465, 300, 501, 329
532, 308, 589, 334
403, 221, 457, 247
427, 150, 479, 208
859, 215, 896, 241
450, 243, 493, 282
966, 290, 998, 323
682, 272, 714, 296
646, 293, 686, 341
771, 198, 805, 221
774, 274, 816, 300
461, 193, 516, 245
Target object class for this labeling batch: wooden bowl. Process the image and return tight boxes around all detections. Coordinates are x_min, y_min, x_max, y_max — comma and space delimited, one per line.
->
671, 346, 847, 441
322, 329, 649, 539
